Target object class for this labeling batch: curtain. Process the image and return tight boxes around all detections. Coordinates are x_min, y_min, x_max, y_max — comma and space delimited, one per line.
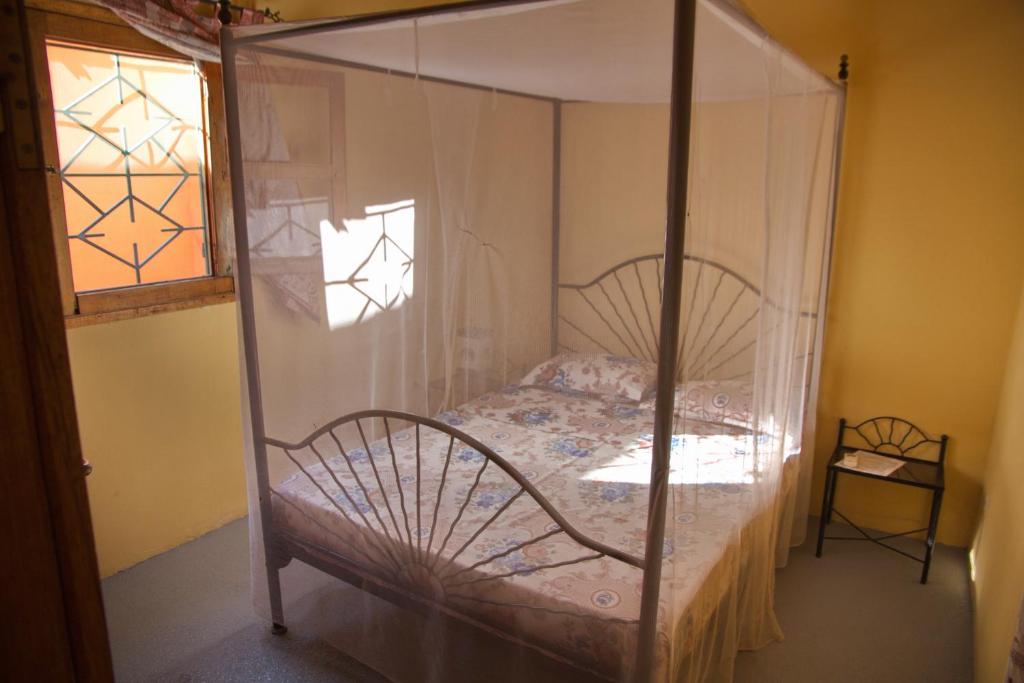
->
96, 0, 267, 62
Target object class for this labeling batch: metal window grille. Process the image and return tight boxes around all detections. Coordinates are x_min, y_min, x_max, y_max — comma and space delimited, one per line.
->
47, 41, 211, 292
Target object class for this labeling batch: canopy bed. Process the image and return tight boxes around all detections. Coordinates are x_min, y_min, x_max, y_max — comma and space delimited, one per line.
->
221, 0, 846, 680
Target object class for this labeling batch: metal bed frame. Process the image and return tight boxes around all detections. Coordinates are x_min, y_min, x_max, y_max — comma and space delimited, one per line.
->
266, 409, 644, 680
253, 248, 813, 679
220, 1, 848, 680
555, 252, 818, 381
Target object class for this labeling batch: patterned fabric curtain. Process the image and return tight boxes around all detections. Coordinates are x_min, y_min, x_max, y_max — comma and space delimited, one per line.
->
96, 0, 266, 62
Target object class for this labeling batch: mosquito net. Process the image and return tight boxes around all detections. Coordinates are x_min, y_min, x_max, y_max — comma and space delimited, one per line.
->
222, 0, 842, 680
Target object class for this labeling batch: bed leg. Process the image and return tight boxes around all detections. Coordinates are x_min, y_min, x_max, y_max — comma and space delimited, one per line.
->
268, 564, 286, 635
815, 467, 834, 558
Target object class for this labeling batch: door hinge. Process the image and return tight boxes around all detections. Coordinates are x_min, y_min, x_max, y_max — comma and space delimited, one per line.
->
0, 1, 43, 170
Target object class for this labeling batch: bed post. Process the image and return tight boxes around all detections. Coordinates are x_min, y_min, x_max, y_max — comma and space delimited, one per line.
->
550, 100, 561, 357
634, 0, 697, 680
795, 55, 848, 552
221, 29, 287, 635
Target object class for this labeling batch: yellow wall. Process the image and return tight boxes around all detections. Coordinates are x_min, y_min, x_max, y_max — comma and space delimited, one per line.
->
559, 103, 669, 282
68, 303, 247, 577
743, 0, 1024, 547
972, 282, 1024, 683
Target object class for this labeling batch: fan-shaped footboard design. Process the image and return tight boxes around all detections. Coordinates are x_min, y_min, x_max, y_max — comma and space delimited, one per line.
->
556, 253, 816, 381
263, 410, 643, 632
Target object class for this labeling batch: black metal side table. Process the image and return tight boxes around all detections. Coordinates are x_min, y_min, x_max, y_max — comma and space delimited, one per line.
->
815, 416, 949, 584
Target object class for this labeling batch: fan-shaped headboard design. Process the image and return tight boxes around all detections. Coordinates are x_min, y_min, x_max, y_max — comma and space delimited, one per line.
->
556, 253, 817, 381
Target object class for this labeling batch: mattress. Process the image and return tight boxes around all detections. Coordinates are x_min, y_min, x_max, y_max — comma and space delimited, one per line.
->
271, 383, 781, 678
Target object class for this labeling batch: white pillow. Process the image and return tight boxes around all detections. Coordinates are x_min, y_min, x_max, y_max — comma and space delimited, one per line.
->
520, 353, 657, 402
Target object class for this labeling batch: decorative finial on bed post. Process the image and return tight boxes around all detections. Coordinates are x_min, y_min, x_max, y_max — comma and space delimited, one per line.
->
838, 54, 849, 82
217, 0, 233, 26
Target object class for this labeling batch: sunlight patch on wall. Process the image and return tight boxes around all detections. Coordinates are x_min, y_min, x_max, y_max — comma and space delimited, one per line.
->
321, 199, 414, 329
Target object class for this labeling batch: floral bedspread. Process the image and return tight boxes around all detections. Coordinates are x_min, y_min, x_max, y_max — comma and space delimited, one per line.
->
271, 383, 780, 679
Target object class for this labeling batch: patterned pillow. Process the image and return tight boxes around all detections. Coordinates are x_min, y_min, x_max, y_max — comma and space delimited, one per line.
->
520, 353, 657, 402
674, 380, 754, 428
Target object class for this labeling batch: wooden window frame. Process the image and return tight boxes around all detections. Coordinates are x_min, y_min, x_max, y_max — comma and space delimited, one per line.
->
26, 0, 235, 328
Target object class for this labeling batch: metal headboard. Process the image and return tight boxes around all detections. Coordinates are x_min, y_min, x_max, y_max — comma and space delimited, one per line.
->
556, 253, 817, 381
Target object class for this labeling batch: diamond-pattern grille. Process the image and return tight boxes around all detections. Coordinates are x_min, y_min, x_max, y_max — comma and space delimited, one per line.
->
46, 42, 211, 292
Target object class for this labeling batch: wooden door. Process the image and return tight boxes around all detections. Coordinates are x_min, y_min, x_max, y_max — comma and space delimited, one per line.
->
0, 1, 113, 680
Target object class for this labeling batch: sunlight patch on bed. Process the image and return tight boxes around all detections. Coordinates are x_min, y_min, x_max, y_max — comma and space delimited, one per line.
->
581, 433, 758, 486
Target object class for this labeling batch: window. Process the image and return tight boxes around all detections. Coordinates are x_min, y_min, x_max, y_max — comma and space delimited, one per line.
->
27, 3, 234, 325
47, 42, 210, 292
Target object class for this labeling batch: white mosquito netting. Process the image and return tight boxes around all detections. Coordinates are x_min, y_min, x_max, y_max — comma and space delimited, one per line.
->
223, 0, 842, 681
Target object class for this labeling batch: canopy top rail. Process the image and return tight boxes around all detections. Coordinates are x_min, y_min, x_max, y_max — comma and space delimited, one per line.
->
229, 0, 547, 47
244, 43, 564, 104
224, 0, 843, 105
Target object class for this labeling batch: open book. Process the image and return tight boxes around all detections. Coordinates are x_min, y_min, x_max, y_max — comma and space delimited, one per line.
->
837, 450, 906, 477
